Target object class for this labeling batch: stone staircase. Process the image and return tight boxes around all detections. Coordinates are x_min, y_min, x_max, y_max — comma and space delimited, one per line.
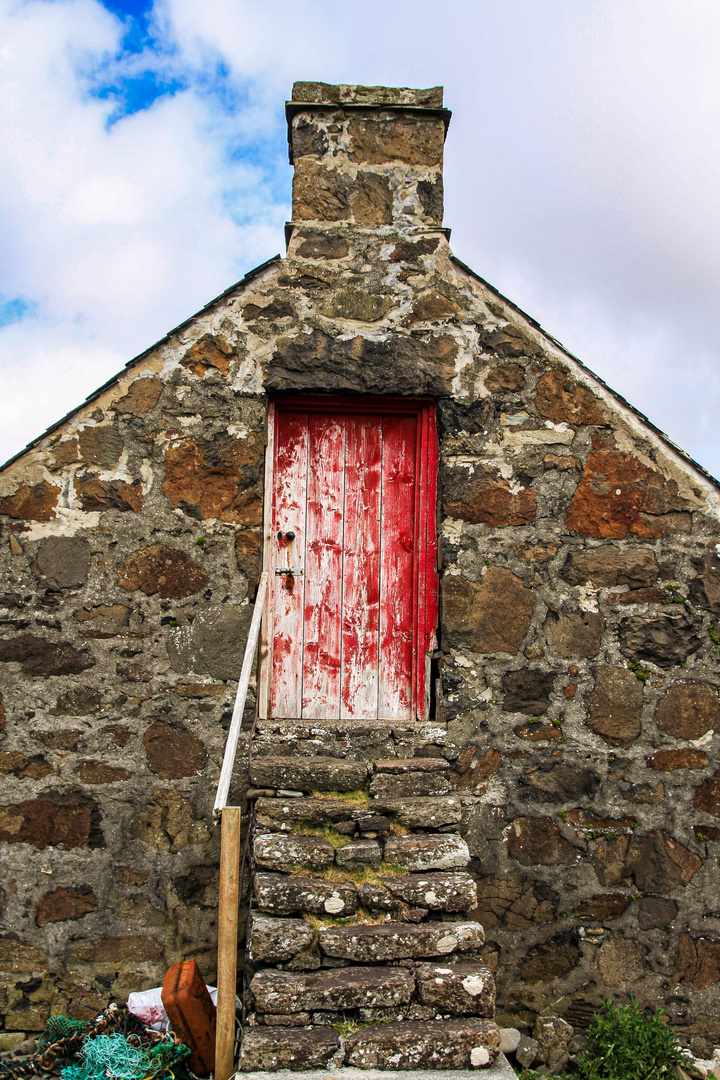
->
237, 755, 500, 1071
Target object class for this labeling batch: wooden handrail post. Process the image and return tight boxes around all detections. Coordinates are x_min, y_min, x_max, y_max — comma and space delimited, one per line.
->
215, 806, 241, 1080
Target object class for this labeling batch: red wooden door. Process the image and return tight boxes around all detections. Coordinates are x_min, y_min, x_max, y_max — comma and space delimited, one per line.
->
263, 396, 438, 722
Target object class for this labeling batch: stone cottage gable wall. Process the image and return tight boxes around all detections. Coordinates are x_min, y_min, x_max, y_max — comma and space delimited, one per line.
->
1, 80, 720, 1054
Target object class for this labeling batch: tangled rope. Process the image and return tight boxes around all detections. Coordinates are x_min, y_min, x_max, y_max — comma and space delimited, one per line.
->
61, 1031, 189, 1080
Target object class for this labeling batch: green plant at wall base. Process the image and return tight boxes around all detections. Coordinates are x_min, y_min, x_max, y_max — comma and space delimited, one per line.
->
573, 997, 685, 1080
627, 659, 650, 683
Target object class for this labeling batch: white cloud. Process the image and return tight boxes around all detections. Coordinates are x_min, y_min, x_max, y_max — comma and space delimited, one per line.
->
1, 0, 720, 479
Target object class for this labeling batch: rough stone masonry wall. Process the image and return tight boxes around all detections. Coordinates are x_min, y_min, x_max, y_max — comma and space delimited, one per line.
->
1, 80, 720, 1057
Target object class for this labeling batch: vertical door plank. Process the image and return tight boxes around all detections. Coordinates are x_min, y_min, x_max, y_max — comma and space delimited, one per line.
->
378, 414, 416, 720
302, 415, 345, 719
271, 410, 308, 718
341, 415, 382, 719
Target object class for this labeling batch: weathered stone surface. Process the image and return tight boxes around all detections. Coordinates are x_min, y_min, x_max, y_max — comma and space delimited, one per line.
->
545, 610, 605, 658
255, 797, 362, 830
535, 369, 604, 425
0, 751, 53, 779
34, 886, 97, 926
624, 781, 664, 804
654, 681, 720, 740
485, 363, 525, 391
637, 896, 677, 930
572, 893, 629, 920
369, 797, 462, 829
77, 424, 122, 465
251, 965, 413, 1013
356, 814, 391, 833
516, 1035, 539, 1069
694, 769, 720, 817
296, 233, 349, 259
254, 834, 336, 873
408, 289, 463, 324
267, 328, 457, 397
514, 540, 561, 562
0, 481, 59, 520
180, 334, 233, 378
143, 721, 207, 779
237, 1026, 340, 1071
519, 932, 581, 982
250, 755, 367, 792
369, 771, 451, 798
114, 375, 162, 414
532, 1015, 574, 1074
118, 543, 208, 599
130, 788, 207, 852
647, 749, 709, 771
0, 796, 96, 849
347, 114, 445, 166
254, 873, 357, 916
345, 1019, 500, 1069
335, 838, 381, 868
519, 762, 598, 803
235, 528, 262, 588
166, 603, 252, 680
619, 613, 702, 668
52, 687, 101, 715
75, 474, 143, 513
506, 817, 577, 866
384, 834, 469, 871
357, 882, 398, 910
442, 567, 535, 653
0, 938, 46, 973
293, 160, 393, 224
474, 874, 557, 929
375, 758, 451, 773
75, 760, 133, 784
380, 872, 477, 912
626, 830, 702, 892
320, 286, 397, 323
592, 834, 631, 886
162, 433, 263, 523
0, 634, 94, 677
690, 567, 720, 613
318, 921, 484, 962
32, 538, 90, 588
73, 935, 162, 963
674, 934, 720, 989
501, 669, 554, 715
586, 666, 643, 747
453, 747, 501, 791
416, 963, 495, 1017
248, 914, 315, 962
566, 451, 692, 538
561, 545, 659, 588
444, 480, 536, 527
599, 932, 647, 986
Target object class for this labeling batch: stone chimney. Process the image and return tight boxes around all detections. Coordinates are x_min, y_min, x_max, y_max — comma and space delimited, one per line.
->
286, 82, 451, 230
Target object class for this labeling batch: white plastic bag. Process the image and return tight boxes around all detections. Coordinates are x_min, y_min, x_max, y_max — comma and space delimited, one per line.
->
128, 985, 219, 1030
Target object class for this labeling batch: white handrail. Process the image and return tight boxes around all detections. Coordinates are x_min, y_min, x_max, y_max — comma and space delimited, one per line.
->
213, 570, 268, 818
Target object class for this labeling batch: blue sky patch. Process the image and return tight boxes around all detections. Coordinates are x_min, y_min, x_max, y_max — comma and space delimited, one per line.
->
97, 0, 154, 54
0, 297, 38, 329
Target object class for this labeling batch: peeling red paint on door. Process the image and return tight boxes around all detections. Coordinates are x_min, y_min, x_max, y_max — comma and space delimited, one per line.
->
268, 397, 438, 722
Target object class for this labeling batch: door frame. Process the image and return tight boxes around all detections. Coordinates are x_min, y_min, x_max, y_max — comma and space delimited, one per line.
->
258, 394, 439, 722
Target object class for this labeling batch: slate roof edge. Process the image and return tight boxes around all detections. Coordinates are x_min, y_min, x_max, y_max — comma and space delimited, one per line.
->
450, 253, 720, 493
0, 255, 282, 473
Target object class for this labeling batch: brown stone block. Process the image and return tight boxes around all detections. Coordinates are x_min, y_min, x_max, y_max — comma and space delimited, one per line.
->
514, 540, 561, 562
292, 159, 351, 221
689, 567, 720, 613
503, 668, 554, 714
254, 873, 357, 917
625, 781, 664, 804
75, 603, 130, 625
0, 481, 59, 521
180, 334, 232, 378
693, 824, 720, 841
586, 666, 643, 747
0, 634, 94, 677
416, 963, 495, 1016
545, 610, 606, 658
573, 893, 630, 920
51, 687, 101, 716
251, 965, 413, 1013
0, 796, 94, 849
561, 546, 659, 588
237, 1026, 340, 1071
35, 886, 97, 926
50, 436, 80, 468
296, 233, 349, 259
408, 289, 462, 324
118, 543, 208, 599
485, 362, 525, 391
375, 757, 451, 773
73, 935, 162, 963
0, 939, 46, 973
417, 176, 444, 222
654, 680, 719, 740
0, 751, 53, 779
143, 721, 207, 780
162, 432, 264, 523
566, 809, 635, 829
345, 1018, 500, 1069
33, 537, 91, 588
636, 896, 677, 930
442, 567, 535, 653
647, 749, 709, 771
519, 932, 581, 982
474, 873, 557, 929
130, 787, 207, 852
445, 481, 536, 526
249, 754, 367, 792
389, 236, 440, 262
619, 613, 701, 668
675, 934, 720, 989
74, 760, 133, 784
380, 872, 477, 912
506, 817, 578, 866
627, 829, 702, 892
78, 425, 122, 465
694, 769, 720, 817
599, 932, 646, 986
254, 833, 335, 873
514, 724, 560, 747
535, 369, 604, 425
34, 728, 81, 750
566, 451, 693, 538
347, 114, 445, 165
75, 474, 143, 513
114, 375, 162, 414
317, 921, 484, 962
544, 452, 580, 470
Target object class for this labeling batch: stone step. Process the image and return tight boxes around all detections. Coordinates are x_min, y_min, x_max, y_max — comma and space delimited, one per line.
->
247, 914, 314, 962
250, 756, 368, 793
375, 758, 451, 773
254, 833, 336, 872
255, 873, 357, 917
250, 966, 415, 1014
370, 772, 452, 799
254, 795, 461, 831
255, 797, 362, 830
380, 872, 477, 911
344, 1019, 501, 1070
317, 921, 485, 962
237, 1026, 340, 1071
235, 1058, 518, 1080
415, 963, 495, 1017
384, 834, 470, 871
369, 797, 461, 829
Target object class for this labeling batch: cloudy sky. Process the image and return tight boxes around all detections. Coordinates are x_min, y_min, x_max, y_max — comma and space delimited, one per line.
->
1, 0, 719, 477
